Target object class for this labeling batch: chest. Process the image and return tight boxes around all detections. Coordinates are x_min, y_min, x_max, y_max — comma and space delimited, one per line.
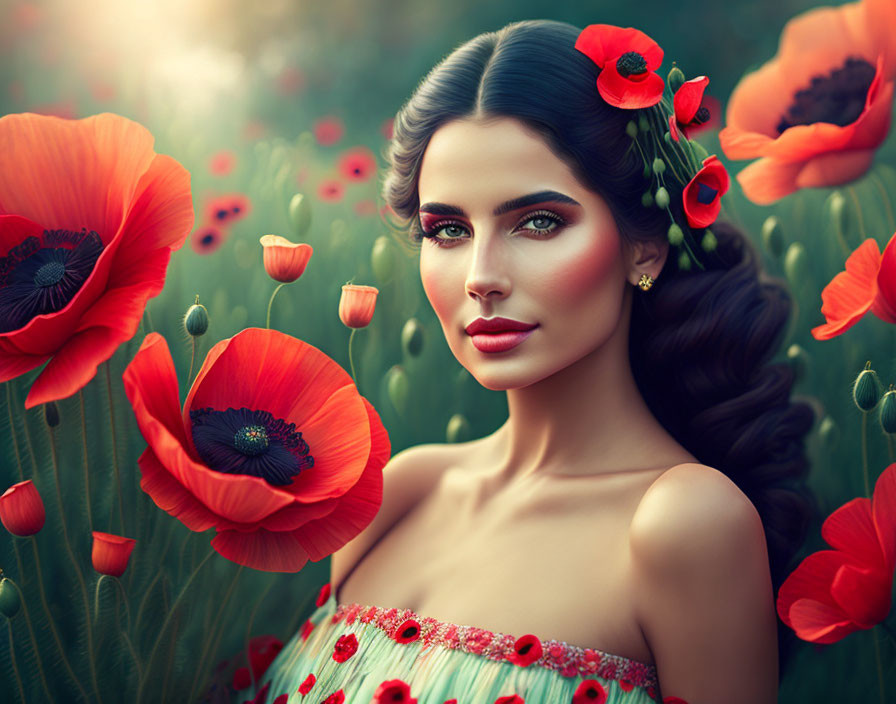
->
336, 465, 661, 665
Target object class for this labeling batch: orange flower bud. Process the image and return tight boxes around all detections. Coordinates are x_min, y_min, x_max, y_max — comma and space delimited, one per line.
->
259, 235, 313, 283
91, 531, 136, 578
338, 284, 378, 328
0, 480, 46, 536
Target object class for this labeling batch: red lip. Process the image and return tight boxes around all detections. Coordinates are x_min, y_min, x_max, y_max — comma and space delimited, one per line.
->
465, 317, 537, 335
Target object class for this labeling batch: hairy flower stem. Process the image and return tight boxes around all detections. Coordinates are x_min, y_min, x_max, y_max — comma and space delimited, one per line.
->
7, 619, 27, 703
77, 389, 94, 535
104, 360, 125, 537
11, 542, 55, 702
348, 328, 358, 386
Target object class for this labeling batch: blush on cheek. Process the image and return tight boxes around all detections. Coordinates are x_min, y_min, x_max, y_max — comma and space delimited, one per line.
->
550, 232, 621, 298
419, 261, 452, 321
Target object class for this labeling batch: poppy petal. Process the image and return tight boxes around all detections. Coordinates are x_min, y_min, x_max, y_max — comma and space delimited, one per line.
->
722, 61, 794, 143
674, 76, 709, 125
776, 550, 857, 626
137, 446, 220, 531
871, 463, 896, 570
864, 0, 896, 80
829, 562, 891, 626
597, 61, 664, 109
820, 497, 884, 567
788, 598, 861, 643
211, 525, 312, 572
574, 24, 662, 69
254, 495, 340, 533
810, 238, 880, 340
795, 149, 877, 190
872, 232, 896, 324
734, 157, 805, 205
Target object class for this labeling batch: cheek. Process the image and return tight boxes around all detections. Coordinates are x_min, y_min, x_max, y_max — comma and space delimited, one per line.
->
544, 232, 621, 303
419, 255, 456, 320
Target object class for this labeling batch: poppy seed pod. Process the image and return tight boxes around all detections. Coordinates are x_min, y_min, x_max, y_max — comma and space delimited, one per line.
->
652, 158, 666, 174
339, 284, 378, 329
638, 115, 651, 132
288, 193, 312, 239
260, 234, 313, 284
667, 223, 684, 246
880, 388, 896, 434
625, 121, 639, 139
0, 480, 46, 536
677, 250, 692, 271
641, 191, 654, 208
91, 531, 136, 578
783, 242, 808, 288
401, 318, 424, 358
184, 299, 209, 337
654, 187, 670, 209
0, 577, 21, 618
446, 414, 471, 443
371, 236, 397, 283
667, 66, 686, 93
701, 229, 717, 252
853, 365, 881, 412
44, 401, 59, 428
786, 344, 809, 384
760, 216, 785, 258
386, 365, 409, 415
818, 416, 839, 452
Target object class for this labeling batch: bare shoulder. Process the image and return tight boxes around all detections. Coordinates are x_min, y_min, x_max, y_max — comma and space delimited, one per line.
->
329, 441, 463, 593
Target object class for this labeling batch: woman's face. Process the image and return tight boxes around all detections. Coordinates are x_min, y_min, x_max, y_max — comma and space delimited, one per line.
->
417, 116, 634, 391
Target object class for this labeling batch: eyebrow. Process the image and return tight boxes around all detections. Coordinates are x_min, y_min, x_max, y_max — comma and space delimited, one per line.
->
418, 190, 583, 218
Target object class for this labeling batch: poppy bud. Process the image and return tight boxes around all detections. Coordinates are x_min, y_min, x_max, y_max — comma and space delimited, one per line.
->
652, 158, 666, 175
184, 298, 209, 337
288, 193, 312, 238
446, 414, 471, 443
0, 577, 21, 618
667, 223, 684, 246
667, 66, 686, 93
853, 365, 880, 412
401, 318, 424, 357
259, 234, 313, 283
654, 187, 670, 209
786, 344, 809, 384
91, 531, 136, 578
818, 416, 839, 451
783, 242, 808, 288
824, 191, 854, 243
880, 388, 896, 433
0, 480, 45, 536
338, 284, 378, 328
638, 115, 650, 132
371, 236, 396, 283
642, 162, 651, 179
625, 121, 638, 139
677, 250, 692, 271
386, 365, 409, 415
641, 191, 654, 208
663, 130, 673, 145
760, 216, 785, 258
691, 141, 709, 162
701, 229, 717, 252
44, 401, 59, 428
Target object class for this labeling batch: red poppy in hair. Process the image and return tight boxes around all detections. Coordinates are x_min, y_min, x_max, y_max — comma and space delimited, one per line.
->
682, 155, 730, 228
0, 112, 192, 409
669, 76, 711, 142
574, 24, 665, 109
122, 327, 390, 572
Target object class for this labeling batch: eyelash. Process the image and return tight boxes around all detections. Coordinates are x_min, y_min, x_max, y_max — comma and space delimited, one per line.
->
415, 209, 568, 247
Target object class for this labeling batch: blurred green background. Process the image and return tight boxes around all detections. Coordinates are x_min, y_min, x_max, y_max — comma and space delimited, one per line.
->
2, 0, 896, 702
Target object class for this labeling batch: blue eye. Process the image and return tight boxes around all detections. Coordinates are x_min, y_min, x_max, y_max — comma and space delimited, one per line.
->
419, 209, 567, 248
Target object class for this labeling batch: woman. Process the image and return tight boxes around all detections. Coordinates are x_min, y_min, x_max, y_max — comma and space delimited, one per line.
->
249, 19, 816, 704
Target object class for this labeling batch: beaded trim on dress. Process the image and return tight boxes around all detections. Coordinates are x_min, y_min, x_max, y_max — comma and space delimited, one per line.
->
331, 600, 659, 691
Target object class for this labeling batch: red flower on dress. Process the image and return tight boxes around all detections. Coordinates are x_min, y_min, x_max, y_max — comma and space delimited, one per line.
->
204, 192, 251, 227
321, 689, 345, 704
443, 700, 457, 704
682, 155, 730, 229
298, 672, 316, 695
231, 635, 284, 690
669, 76, 711, 142
242, 680, 270, 704
90, 531, 136, 577
507, 633, 543, 667
777, 462, 896, 643
394, 618, 421, 644
338, 147, 377, 182
313, 117, 344, 146
574, 24, 665, 109
332, 632, 359, 662
0, 112, 192, 410
317, 179, 345, 203
300, 619, 315, 641
572, 679, 608, 704
0, 480, 45, 536
191, 224, 227, 255
618, 679, 634, 692
272, 695, 288, 704
494, 696, 524, 704
122, 328, 389, 572
810, 232, 896, 340
373, 679, 418, 703
316, 582, 332, 606
209, 150, 236, 176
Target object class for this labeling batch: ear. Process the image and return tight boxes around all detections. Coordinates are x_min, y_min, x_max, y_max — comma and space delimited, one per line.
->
626, 237, 670, 287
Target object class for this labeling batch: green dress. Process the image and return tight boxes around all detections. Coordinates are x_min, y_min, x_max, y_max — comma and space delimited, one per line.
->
244, 583, 662, 704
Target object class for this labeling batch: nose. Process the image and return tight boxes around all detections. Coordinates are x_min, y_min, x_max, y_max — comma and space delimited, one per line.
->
464, 232, 511, 302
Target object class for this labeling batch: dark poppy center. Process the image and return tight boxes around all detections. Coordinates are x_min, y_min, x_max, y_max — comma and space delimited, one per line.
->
201, 233, 215, 245
697, 182, 719, 204
693, 106, 711, 125
190, 406, 314, 486
216, 208, 229, 220
616, 51, 647, 78
776, 55, 876, 134
0, 228, 104, 334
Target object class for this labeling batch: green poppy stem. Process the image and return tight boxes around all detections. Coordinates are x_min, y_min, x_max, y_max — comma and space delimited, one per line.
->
11, 542, 55, 702
104, 360, 125, 537
348, 327, 358, 386
77, 389, 94, 535
92, 574, 132, 633
5, 383, 24, 483
861, 412, 871, 499
266, 282, 287, 329
188, 336, 197, 386
7, 618, 27, 704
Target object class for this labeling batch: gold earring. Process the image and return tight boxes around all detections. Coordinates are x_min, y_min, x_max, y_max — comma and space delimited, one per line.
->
637, 273, 655, 291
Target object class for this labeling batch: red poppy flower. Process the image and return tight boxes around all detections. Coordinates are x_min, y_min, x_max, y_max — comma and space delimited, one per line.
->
810, 232, 896, 340
204, 192, 251, 227
191, 224, 227, 255
332, 632, 358, 662
316, 582, 331, 606
719, 0, 896, 204
669, 76, 711, 142
338, 147, 377, 182
272, 695, 288, 704
494, 696, 524, 704
298, 672, 316, 695
243, 680, 270, 704
394, 618, 421, 644
259, 235, 313, 283
373, 679, 418, 703
231, 635, 284, 690
313, 117, 344, 147
321, 690, 345, 704
574, 24, 665, 109
91, 530, 136, 577
777, 462, 896, 643
209, 150, 236, 176
317, 180, 345, 203
0, 479, 45, 536
682, 155, 730, 228
0, 112, 192, 409
339, 284, 378, 329
506, 633, 542, 667
572, 679, 608, 704
300, 619, 315, 641
122, 327, 390, 572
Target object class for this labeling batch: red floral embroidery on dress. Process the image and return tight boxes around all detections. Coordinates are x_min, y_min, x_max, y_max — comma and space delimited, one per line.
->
315, 582, 331, 608
344, 603, 362, 625
619, 679, 634, 692
298, 672, 316, 695
332, 633, 359, 663
443, 700, 458, 704
272, 695, 288, 704
572, 679, 608, 704
321, 690, 345, 704
332, 602, 659, 691
494, 695, 524, 704
373, 678, 418, 703
394, 618, 422, 644
300, 619, 315, 642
